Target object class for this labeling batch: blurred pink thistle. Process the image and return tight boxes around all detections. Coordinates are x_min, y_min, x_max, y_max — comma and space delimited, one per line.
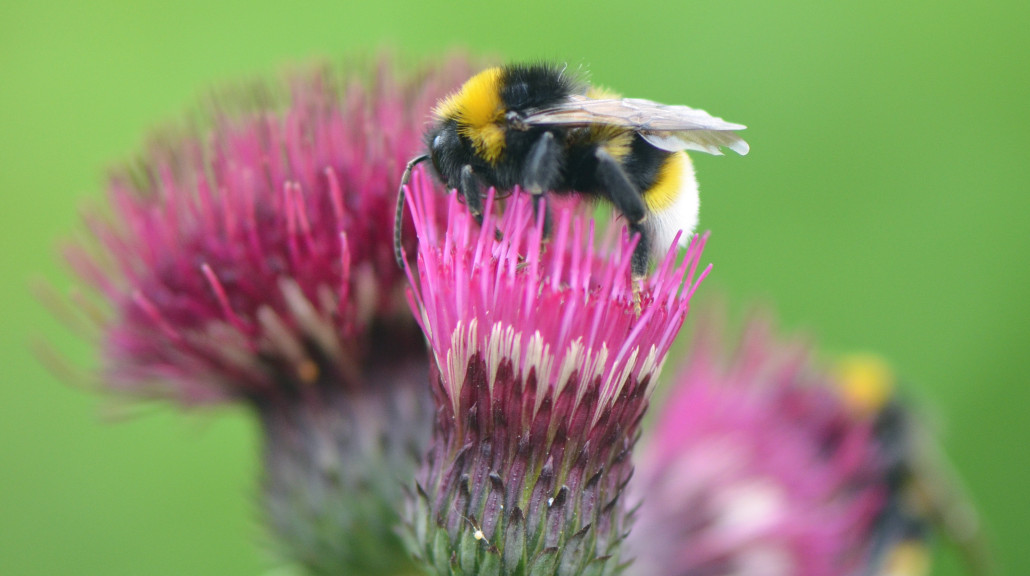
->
62, 56, 475, 576
68, 60, 469, 405
628, 316, 887, 576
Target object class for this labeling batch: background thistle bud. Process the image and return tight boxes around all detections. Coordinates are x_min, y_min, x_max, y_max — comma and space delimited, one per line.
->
402, 178, 710, 576
64, 56, 473, 575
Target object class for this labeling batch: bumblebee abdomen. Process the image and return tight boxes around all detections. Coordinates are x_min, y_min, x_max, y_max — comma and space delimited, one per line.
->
641, 151, 700, 257
642, 152, 689, 212
588, 125, 634, 163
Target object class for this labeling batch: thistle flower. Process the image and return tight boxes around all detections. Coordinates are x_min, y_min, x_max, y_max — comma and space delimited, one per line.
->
403, 174, 710, 576
626, 317, 892, 576
65, 56, 473, 575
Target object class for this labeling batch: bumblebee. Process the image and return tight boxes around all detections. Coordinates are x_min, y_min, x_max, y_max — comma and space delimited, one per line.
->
393, 63, 748, 275
837, 355, 993, 576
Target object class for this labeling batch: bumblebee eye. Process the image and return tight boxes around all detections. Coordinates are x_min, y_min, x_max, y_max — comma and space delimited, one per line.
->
428, 134, 447, 182
430, 129, 456, 171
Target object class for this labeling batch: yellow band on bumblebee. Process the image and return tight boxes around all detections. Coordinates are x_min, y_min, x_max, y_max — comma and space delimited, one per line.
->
434, 67, 507, 164
836, 353, 896, 419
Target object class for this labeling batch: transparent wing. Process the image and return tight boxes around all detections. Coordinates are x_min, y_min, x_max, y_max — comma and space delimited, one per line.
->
640, 130, 749, 156
520, 95, 749, 155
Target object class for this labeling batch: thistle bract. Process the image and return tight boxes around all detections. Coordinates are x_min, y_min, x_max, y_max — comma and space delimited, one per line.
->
404, 173, 710, 576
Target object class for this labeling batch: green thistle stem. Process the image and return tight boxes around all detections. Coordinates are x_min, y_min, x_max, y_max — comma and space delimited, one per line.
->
260, 357, 432, 576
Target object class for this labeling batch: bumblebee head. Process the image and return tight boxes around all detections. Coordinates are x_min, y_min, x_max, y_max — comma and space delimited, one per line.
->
425, 121, 462, 187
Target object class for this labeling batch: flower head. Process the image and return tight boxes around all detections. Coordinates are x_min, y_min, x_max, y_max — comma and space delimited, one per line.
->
65, 56, 475, 575
69, 58, 471, 405
627, 316, 890, 576
403, 174, 710, 576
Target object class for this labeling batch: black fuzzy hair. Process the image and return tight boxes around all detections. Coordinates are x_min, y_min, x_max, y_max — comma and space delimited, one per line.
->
497, 63, 582, 111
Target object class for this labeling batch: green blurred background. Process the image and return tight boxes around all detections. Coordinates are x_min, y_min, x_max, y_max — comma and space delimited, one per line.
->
2, 0, 1027, 574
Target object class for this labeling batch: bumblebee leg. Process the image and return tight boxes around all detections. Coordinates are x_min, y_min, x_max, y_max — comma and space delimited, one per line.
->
628, 221, 651, 277
524, 131, 562, 237
393, 154, 429, 270
459, 164, 503, 239
459, 164, 485, 225
594, 148, 649, 276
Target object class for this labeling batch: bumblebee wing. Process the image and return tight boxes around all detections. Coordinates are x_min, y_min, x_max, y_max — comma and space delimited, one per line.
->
639, 130, 750, 156
522, 96, 749, 156
905, 419, 995, 576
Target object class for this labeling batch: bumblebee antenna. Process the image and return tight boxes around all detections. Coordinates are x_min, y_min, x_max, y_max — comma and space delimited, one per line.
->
394, 154, 430, 269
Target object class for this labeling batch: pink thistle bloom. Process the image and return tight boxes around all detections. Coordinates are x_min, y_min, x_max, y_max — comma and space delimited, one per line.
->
69, 60, 468, 405
402, 171, 710, 576
627, 317, 891, 576
64, 57, 474, 575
